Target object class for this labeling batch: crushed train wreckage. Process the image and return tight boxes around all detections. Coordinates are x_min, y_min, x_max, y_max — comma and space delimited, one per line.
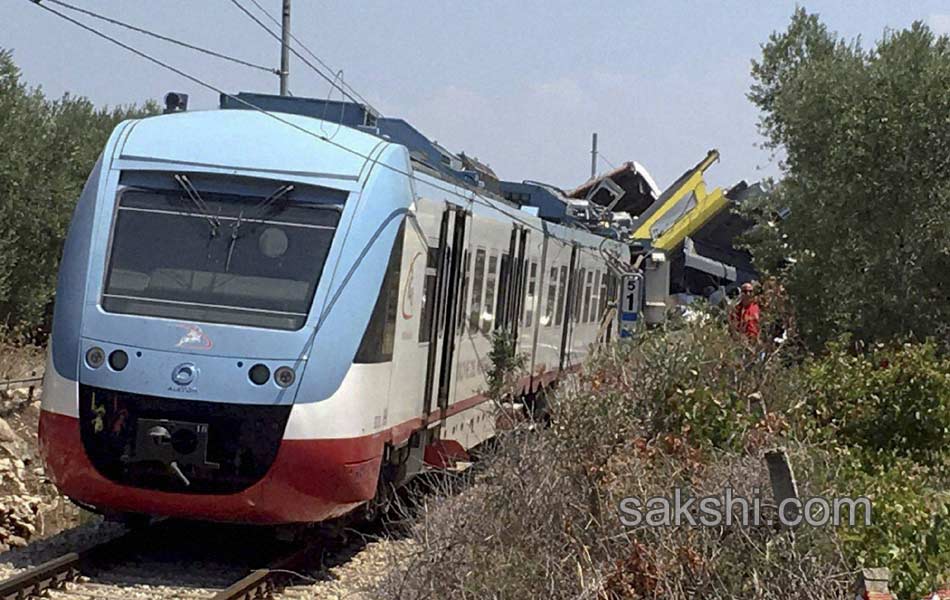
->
221, 92, 762, 329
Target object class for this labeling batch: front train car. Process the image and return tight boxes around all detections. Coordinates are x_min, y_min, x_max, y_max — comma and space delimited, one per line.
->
39, 107, 411, 523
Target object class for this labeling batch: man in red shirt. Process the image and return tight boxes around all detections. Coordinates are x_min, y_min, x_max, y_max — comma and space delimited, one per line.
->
731, 282, 761, 342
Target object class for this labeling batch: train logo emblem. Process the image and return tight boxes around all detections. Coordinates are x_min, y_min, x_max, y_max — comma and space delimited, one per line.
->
175, 324, 213, 350
171, 363, 198, 386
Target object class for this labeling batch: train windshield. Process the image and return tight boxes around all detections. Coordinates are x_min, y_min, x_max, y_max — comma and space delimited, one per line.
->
102, 183, 342, 330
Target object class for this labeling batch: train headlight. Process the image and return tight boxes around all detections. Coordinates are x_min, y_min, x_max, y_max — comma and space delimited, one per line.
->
85, 347, 105, 369
108, 350, 129, 371
249, 364, 270, 385
274, 366, 295, 388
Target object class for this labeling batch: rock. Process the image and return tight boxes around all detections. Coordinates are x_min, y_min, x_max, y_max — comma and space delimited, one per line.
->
0, 417, 30, 461
22, 401, 41, 424
0, 418, 18, 444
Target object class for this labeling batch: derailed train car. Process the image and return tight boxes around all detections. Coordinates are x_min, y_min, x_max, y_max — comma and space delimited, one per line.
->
39, 99, 628, 524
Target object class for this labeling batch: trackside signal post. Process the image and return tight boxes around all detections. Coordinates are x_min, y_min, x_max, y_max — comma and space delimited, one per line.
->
618, 273, 641, 338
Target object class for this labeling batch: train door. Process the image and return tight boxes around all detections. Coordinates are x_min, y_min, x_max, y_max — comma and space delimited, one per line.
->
558, 244, 579, 371
528, 230, 550, 387
509, 227, 529, 339
422, 206, 469, 423
495, 225, 529, 336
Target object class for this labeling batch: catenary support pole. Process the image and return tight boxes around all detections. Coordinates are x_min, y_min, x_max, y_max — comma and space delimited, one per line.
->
590, 132, 598, 178
279, 0, 290, 95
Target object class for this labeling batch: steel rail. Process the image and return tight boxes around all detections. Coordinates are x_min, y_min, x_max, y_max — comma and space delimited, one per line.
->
0, 375, 42, 392
211, 541, 319, 600
0, 526, 149, 600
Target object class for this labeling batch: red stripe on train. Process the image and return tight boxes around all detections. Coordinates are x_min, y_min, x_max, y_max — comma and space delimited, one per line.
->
39, 410, 382, 524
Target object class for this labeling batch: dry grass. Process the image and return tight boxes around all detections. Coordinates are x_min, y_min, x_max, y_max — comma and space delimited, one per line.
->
0, 340, 42, 382
373, 320, 858, 599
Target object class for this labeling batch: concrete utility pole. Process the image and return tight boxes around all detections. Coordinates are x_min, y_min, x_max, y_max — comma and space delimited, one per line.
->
279, 0, 291, 96
590, 132, 598, 178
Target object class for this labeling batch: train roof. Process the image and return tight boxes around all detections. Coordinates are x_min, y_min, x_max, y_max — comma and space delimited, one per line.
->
115, 107, 393, 190
121, 95, 627, 254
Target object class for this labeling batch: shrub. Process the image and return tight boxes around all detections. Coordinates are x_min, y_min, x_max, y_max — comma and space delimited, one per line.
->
486, 329, 526, 400
805, 340, 950, 467
833, 452, 950, 597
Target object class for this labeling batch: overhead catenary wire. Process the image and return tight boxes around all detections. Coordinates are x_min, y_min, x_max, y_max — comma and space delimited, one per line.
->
228, 0, 380, 115
598, 153, 617, 170
36, 0, 279, 75
241, 0, 378, 112
28, 0, 609, 253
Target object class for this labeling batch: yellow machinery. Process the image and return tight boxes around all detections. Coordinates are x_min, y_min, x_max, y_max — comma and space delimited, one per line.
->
628, 150, 731, 325
632, 149, 728, 251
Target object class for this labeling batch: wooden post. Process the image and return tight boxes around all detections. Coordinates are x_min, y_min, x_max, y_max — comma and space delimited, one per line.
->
853, 568, 893, 599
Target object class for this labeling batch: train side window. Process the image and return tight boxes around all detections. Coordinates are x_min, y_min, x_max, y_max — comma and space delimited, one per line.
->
544, 267, 557, 327
457, 249, 471, 332
355, 221, 404, 363
494, 252, 510, 330
572, 268, 585, 323
590, 271, 603, 321
482, 252, 498, 334
555, 265, 568, 326
469, 249, 486, 332
417, 246, 440, 343
583, 270, 594, 322
523, 261, 538, 327
606, 272, 617, 318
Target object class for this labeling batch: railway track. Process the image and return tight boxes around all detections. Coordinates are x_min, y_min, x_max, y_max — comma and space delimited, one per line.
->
0, 520, 330, 600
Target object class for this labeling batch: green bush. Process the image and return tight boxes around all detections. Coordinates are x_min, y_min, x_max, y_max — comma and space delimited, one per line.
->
805, 340, 950, 466
834, 452, 950, 597
486, 329, 526, 399
0, 48, 156, 338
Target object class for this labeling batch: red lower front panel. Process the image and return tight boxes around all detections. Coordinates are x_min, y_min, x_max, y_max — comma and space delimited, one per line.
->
39, 410, 383, 524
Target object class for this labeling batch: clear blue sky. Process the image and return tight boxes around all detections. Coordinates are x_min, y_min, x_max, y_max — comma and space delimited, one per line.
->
3, 1, 948, 191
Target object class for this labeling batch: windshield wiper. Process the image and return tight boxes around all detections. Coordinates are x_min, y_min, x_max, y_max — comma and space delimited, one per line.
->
225, 210, 244, 273
174, 174, 220, 238
224, 184, 295, 272
248, 184, 295, 223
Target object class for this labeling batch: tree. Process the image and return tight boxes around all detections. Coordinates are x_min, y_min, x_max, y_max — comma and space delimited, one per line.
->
744, 9, 950, 350
0, 48, 157, 338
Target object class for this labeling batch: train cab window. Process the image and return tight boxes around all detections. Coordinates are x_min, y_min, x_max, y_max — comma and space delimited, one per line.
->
356, 221, 405, 362
544, 267, 558, 327
555, 265, 568, 326
469, 249, 486, 332
583, 270, 594, 323
523, 261, 538, 327
418, 246, 440, 343
482, 252, 498, 334
102, 182, 342, 330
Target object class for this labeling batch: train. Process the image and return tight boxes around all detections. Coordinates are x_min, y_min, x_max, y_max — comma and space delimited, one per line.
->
38, 95, 630, 524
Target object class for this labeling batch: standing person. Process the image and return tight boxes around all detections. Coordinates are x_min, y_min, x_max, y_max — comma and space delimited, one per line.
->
730, 282, 761, 342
